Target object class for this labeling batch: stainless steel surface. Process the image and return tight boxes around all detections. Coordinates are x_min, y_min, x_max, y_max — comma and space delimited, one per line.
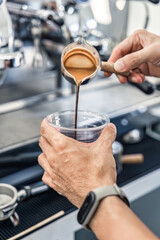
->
0, 91, 56, 115
0, 0, 14, 49
0, 0, 66, 89
0, 0, 24, 90
0, 0, 15, 84
0, 182, 49, 226
0, 183, 17, 220
7, 2, 64, 25
10, 211, 20, 227
30, 184, 49, 196
112, 141, 123, 173
0, 0, 65, 87
0, 51, 24, 70
0, 77, 160, 154
146, 125, 160, 141
0, 184, 17, 210
32, 25, 43, 69
17, 189, 28, 202
123, 168, 160, 202
0, 69, 7, 86
122, 129, 144, 144
0, 0, 130, 90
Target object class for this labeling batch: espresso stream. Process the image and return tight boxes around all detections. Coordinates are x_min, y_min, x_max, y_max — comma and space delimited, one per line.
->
63, 49, 97, 137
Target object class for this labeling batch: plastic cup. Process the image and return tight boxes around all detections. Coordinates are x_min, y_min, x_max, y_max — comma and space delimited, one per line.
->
46, 110, 110, 143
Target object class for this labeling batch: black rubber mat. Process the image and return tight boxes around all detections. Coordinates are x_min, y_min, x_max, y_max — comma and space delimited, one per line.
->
0, 189, 76, 240
118, 135, 160, 185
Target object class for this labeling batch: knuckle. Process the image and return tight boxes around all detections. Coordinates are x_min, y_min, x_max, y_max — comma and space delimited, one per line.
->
53, 181, 64, 195
39, 136, 46, 147
125, 54, 137, 68
150, 43, 158, 52
105, 125, 116, 143
130, 56, 137, 67
42, 175, 47, 185
38, 153, 43, 164
50, 159, 55, 169
40, 119, 46, 135
48, 154, 56, 168
133, 29, 146, 37
58, 151, 69, 161
39, 136, 43, 146
56, 140, 68, 152
48, 171, 55, 181
112, 45, 122, 57
112, 45, 119, 53
51, 182, 59, 192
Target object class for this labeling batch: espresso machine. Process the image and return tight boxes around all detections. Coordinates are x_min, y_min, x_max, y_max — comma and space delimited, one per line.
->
0, 0, 130, 106
0, 0, 157, 93
0, 0, 23, 86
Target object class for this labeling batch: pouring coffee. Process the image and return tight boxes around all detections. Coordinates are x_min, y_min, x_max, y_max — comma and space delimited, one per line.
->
61, 37, 99, 132
61, 36, 129, 85
61, 36, 129, 135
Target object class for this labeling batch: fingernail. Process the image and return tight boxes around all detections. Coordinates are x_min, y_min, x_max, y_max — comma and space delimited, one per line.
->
131, 76, 137, 82
131, 76, 142, 83
114, 60, 125, 71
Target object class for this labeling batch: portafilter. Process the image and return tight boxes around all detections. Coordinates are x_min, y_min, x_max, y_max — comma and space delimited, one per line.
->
0, 182, 49, 226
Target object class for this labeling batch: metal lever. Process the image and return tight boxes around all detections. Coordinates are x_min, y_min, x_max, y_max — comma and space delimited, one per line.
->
128, 80, 155, 95
148, 0, 159, 3
0, 51, 24, 70
7, 2, 64, 26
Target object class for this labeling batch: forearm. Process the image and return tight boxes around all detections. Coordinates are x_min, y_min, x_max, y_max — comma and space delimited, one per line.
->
89, 196, 158, 240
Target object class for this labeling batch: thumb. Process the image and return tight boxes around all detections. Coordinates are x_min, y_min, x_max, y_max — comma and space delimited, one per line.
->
114, 47, 151, 72
98, 123, 117, 144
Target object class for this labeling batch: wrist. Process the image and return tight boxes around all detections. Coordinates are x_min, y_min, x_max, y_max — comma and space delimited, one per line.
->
89, 195, 123, 230
77, 184, 129, 228
79, 179, 116, 205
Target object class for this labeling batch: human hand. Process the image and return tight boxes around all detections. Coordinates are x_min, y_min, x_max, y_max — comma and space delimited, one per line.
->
38, 120, 117, 208
104, 29, 160, 83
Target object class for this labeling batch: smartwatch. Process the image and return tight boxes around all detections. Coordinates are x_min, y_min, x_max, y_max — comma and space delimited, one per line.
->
77, 184, 129, 228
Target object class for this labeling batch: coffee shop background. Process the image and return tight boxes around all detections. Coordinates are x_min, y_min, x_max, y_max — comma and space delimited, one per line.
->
0, 1, 160, 240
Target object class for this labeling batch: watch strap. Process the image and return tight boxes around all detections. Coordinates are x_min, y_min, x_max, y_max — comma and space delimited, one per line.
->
94, 184, 129, 207
78, 184, 129, 228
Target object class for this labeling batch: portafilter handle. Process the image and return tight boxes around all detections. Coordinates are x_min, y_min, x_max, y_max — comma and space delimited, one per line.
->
0, 51, 24, 70
17, 182, 49, 202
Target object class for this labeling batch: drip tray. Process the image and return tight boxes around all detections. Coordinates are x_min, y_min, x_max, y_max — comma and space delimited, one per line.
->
0, 189, 75, 240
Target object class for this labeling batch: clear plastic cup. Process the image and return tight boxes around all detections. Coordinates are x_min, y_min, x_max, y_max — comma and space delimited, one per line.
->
46, 110, 110, 143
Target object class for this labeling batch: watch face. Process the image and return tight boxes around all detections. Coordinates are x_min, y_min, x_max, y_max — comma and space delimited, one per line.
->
77, 192, 95, 225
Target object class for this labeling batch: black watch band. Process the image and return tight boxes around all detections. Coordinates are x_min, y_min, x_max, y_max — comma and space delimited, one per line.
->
77, 184, 129, 228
